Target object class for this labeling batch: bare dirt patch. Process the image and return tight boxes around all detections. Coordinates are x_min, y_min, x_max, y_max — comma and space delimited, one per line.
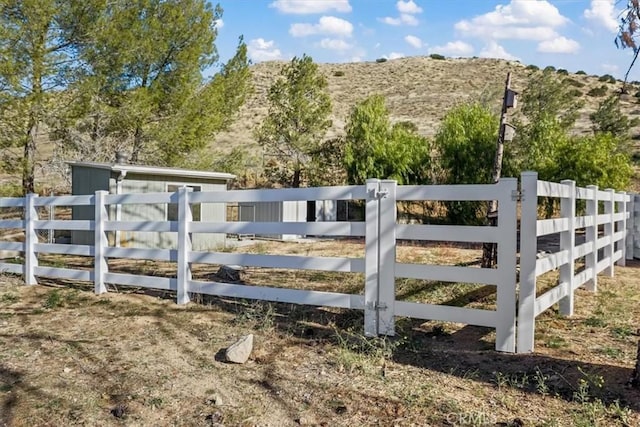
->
0, 247, 639, 426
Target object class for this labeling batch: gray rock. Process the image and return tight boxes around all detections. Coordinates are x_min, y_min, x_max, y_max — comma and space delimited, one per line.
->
225, 334, 253, 364
216, 265, 244, 282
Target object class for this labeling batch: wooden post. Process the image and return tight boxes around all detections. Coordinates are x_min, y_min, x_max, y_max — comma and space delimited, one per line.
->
482, 72, 512, 268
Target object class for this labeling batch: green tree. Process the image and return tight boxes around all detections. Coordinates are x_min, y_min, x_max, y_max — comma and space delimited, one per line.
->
0, 0, 99, 194
549, 133, 632, 190
343, 94, 430, 185
514, 70, 583, 179
256, 54, 332, 188
68, 0, 249, 167
434, 103, 504, 223
589, 95, 635, 141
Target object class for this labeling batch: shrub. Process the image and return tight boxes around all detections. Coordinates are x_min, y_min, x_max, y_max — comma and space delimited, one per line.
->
375, 57, 387, 63
526, 64, 539, 71
564, 78, 585, 88
567, 89, 583, 97
544, 65, 556, 72
587, 85, 608, 97
333, 70, 345, 77
576, 70, 587, 75
634, 90, 640, 98
557, 69, 568, 75
598, 74, 616, 84
429, 53, 445, 60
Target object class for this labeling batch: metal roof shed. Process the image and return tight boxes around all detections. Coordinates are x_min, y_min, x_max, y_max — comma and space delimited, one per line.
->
67, 161, 235, 250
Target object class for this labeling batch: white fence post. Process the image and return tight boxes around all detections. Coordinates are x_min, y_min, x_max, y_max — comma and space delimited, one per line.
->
517, 172, 538, 353
94, 190, 109, 294
558, 180, 575, 316
626, 194, 634, 262
604, 189, 615, 277
24, 193, 38, 285
177, 186, 193, 305
585, 185, 598, 292
618, 192, 627, 267
377, 180, 397, 336
495, 178, 518, 353
364, 179, 380, 337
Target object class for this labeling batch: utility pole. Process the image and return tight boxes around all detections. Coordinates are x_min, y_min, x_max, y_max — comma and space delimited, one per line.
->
482, 72, 515, 268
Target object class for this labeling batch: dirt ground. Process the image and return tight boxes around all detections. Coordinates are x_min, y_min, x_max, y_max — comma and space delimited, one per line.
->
0, 241, 639, 426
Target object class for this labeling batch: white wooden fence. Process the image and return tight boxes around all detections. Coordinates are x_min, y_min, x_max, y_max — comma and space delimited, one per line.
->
0, 174, 633, 353
517, 172, 633, 352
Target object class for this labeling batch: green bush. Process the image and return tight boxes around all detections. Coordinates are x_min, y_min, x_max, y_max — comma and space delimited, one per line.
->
525, 64, 539, 71
564, 78, 585, 88
587, 85, 608, 97
598, 74, 616, 84
543, 65, 556, 72
556, 69, 568, 75
333, 70, 345, 77
429, 53, 445, 60
634, 90, 640, 98
567, 89, 582, 97
375, 57, 387, 63
576, 70, 587, 75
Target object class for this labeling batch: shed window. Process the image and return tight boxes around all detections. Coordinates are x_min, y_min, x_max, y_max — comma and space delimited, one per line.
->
167, 185, 201, 221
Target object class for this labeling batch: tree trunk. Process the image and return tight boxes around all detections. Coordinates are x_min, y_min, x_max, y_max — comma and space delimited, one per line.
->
292, 168, 301, 188
22, 119, 38, 195
131, 126, 143, 164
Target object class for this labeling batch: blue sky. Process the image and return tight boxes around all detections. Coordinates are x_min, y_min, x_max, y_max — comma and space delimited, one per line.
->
212, 0, 638, 80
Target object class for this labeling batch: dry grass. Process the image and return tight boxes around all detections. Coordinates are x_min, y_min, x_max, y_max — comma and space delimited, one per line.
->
1, 242, 639, 426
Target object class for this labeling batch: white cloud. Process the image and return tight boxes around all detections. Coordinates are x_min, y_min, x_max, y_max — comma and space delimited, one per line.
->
387, 52, 405, 59
214, 18, 224, 29
318, 38, 352, 51
247, 38, 283, 62
584, 0, 618, 33
397, 0, 422, 14
379, 13, 418, 26
455, 0, 568, 42
429, 41, 474, 57
537, 36, 580, 53
270, 0, 351, 14
380, 0, 422, 27
455, 21, 558, 41
479, 41, 519, 61
404, 35, 422, 48
602, 63, 619, 73
290, 16, 353, 37
351, 56, 363, 62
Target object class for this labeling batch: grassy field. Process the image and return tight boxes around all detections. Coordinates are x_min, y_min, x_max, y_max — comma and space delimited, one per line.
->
0, 240, 638, 426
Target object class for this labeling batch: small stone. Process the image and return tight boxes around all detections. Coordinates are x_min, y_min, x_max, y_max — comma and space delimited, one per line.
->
63, 367, 72, 373
225, 334, 253, 364
216, 265, 244, 282
295, 412, 318, 425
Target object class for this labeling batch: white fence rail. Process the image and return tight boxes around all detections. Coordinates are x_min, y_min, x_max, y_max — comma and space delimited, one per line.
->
0, 174, 634, 353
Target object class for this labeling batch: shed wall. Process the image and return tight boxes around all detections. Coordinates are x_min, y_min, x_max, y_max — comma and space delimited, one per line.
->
71, 166, 110, 245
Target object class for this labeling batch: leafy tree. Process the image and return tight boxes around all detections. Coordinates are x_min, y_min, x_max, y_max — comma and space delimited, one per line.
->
514, 70, 583, 179
589, 95, 636, 141
343, 94, 430, 185
434, 103, 506, 223
548, 133, 632, 191
256, 54, 332, 188
69, 0, 248, 167
0, 0, 99, 194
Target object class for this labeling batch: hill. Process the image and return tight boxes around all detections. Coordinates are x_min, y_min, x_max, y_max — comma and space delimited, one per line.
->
213, 56, 640, 189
